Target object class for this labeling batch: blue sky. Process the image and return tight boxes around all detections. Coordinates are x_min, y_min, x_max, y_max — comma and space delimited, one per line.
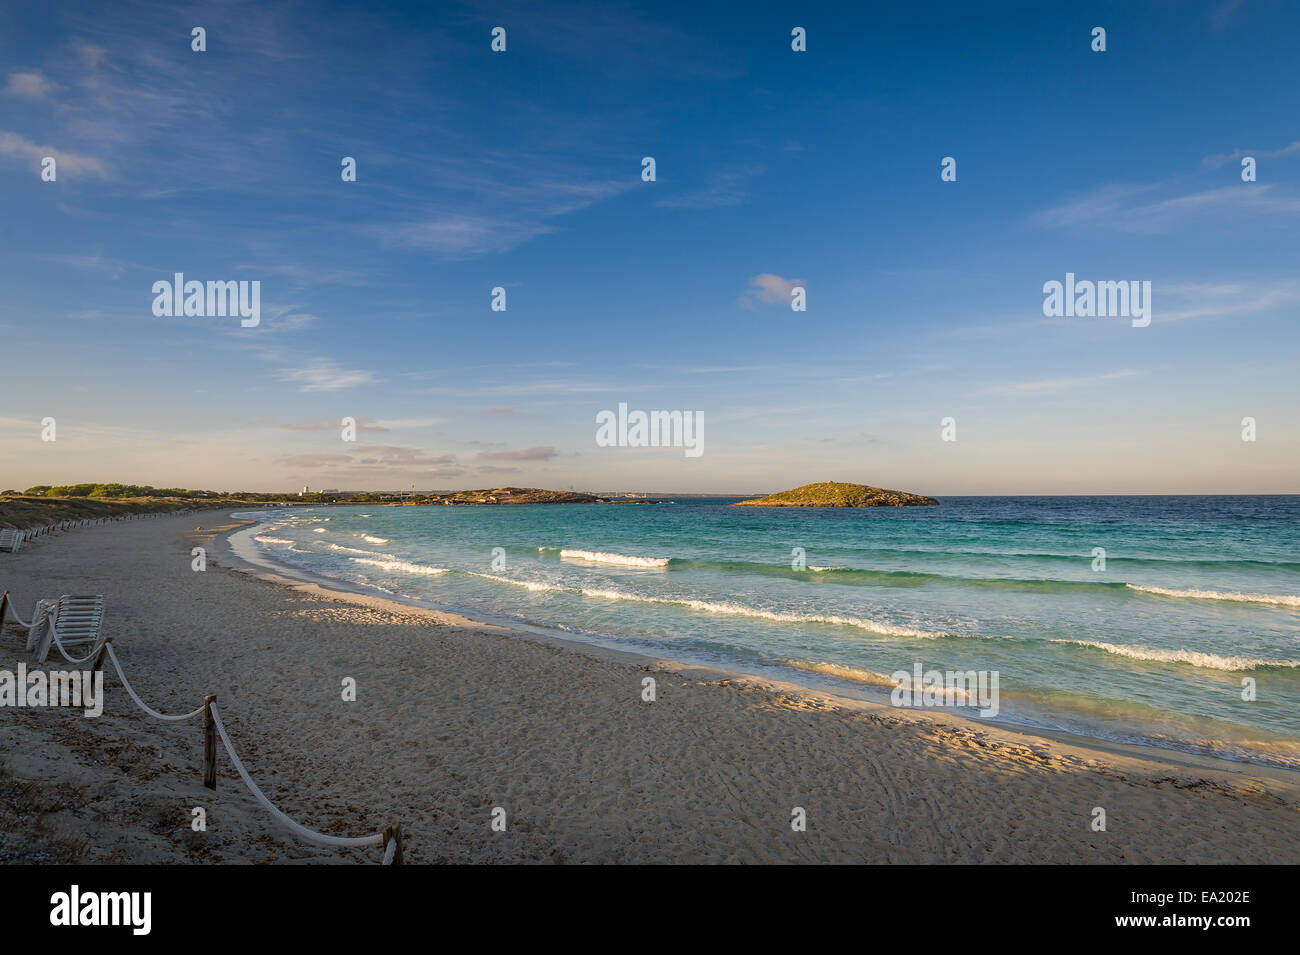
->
1, 0, 1298, 494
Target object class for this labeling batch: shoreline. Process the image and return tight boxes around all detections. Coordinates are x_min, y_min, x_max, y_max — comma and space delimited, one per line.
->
223, 509, 1300, 785
2, 510, 1298, 863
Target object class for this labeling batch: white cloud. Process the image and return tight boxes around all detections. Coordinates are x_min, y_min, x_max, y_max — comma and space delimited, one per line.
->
0, 131, 107, 177
277, 358, 377, 392
981, 369, 1140, 397
1032, 182, 1300, 234
1202, 140, 1300, 167
374, 214, 554, 256
657, 165, 762, 210
1159, 280, 1300, 322
3, 71, 55, 99
374, 173, 629, 257
477, 446, 559, 462
739, 273, 805, 308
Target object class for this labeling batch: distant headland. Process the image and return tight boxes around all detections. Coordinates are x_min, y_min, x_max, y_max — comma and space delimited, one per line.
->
731, 481, 940, 508
0, 485, 661, 529
399, 487, 659, 506
2, 482, 945, 528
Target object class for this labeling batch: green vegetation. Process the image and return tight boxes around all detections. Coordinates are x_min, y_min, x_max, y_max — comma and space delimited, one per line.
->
339, 487, 606, 505
0, 495, 234, 529
421, 487, 600, 505
0, 483, 615, 528
24, 483, 275, 500
731, 481, 939, 508
0, 484, 291, 529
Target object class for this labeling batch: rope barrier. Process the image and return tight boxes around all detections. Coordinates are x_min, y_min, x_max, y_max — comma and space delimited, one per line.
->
208, 702, 385, 849
4, 573, 403, 861
0, 591, 32, 629
105, 642, 393, 856
46, 625, 108, 666
9, 508, 203, 545
104, 643, 205, 722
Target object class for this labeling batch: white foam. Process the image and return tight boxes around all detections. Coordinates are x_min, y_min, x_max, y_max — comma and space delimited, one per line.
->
783, 660, 899, 687
1127, 584, 1300, 608
475, 572, 557, 592
350, 557, 447, 576
254, 536, 293, 545
330, 543, 394, 557
587, 591, 944, 637
468, 572, 946, 637
559, 549, 670, 568
362, 535, 390, 544
1051, 639, 1300, 672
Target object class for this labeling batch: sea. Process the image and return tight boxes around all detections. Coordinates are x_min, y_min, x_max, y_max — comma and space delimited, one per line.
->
232, 495, 1300, 769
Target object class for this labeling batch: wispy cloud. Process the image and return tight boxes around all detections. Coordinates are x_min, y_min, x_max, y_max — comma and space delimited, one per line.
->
275, 452, 355, 468
352, 445, 456, 467
1032, 181, 1300, 233
281, 417, 385, 433
373, 214, 554, 256
3, 70, 55, 99
477, 446, 559, 462
237, 304, 321, 335
1202, 141, 1300, 167
277, 358, 377, 392
980, 369, 1141, 397
373, 418, 440, 430
373, 175, 629, 257
275, 445, 457, 473
1211, 0, 1249, 30
235, 260, 374, 289
415, 377, 652, 398
0, 131, 107, 177
657, 164, 762, 210
1159, 280, 1300, 322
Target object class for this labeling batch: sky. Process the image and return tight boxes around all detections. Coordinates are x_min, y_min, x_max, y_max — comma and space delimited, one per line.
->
1, 0, 1298, 495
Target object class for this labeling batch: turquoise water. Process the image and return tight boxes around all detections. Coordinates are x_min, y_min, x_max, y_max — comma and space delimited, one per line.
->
234, 496, 1300, 768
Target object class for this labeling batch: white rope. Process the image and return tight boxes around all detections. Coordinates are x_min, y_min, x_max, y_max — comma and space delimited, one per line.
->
14, 609, 394, 857
208, 702, 384, 848
0, 594, 32, 629
105, 644, 205, 721
47, 625, 106, 665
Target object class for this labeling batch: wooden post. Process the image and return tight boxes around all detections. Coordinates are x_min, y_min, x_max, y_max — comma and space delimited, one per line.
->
0, 590, 9, 624
383, 824, 404, 865
203, 695, 217, 790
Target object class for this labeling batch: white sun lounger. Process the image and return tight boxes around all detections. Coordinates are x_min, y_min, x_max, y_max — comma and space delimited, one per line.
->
21, 599, 55, 650
32, 594, 107, 664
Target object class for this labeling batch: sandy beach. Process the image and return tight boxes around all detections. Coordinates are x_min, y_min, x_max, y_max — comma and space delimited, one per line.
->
2, 510, 1297, 864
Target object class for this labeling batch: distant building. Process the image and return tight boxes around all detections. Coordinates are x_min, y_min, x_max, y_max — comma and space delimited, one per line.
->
300, 485, 309, 496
